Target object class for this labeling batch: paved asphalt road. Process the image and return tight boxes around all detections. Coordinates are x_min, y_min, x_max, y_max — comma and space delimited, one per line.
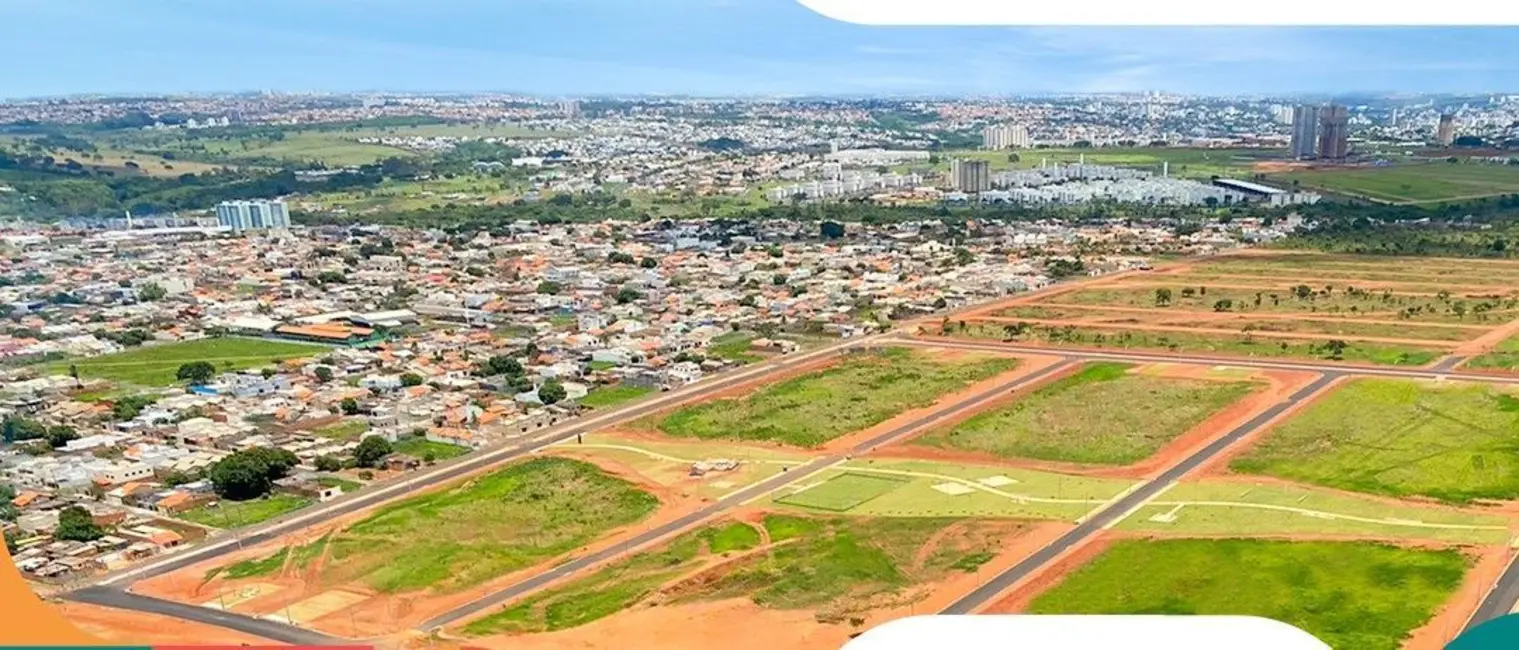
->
1432, 355, 1471, 372
417, 358, 1079, 631
940, 371, 1343, 614
1467, 552, 1519, 632
65, 587, 341, 645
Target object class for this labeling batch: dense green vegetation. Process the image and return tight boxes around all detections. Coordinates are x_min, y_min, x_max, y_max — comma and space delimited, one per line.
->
654, 347, 1015, 447
1232, 379, 1519, 503
1028, 539, 1467, 650
916, 362, 1256, 464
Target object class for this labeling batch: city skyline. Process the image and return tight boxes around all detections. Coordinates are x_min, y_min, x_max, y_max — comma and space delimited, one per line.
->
6, 0, 1519, 98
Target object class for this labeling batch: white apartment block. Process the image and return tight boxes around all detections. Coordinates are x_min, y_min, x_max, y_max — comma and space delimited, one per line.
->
216, 199, 292, 232
982, 124, 1031, 150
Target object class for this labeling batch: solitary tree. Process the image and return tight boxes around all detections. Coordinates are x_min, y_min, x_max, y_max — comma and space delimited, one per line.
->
176, 361, 217, 385
539, 380, 568, 405
1323, 339, 1349, 360
314, 366, 334, 383
400, 373, 424, 387
208, 447, 299, 500
137, 282, 167, 301
340, 397, 361, 415
44, 425, 78, 449
354, 436, 393, 468
55, 505, 104, 542
1153, 288, 1173, 306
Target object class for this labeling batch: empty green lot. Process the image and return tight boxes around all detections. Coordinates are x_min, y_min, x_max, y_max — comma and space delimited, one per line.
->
1118, 480, 1510, 544
461, 514, 1024, 636
1027, 539, 1467, 650
915, 362, 1257, 465
1467, 336, 1519, 372
652, 347, 1016, 447
1273, 162, 1519, 204
46, 337, 327, 386
212, 458, 657, 593
1231, 379, 1519, 503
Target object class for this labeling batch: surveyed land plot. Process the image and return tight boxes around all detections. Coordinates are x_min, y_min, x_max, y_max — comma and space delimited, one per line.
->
950, 322, 1444, 367
996, 304, 1482, 343
460, 514, 1030, 637
774, 459, 1134, 521
651, 347, 1017, 447
1118, 479, 1511, 544
913, 362, 1258, 465
207, 458, 658, 594
1232, 379, 1519, 504
1023, 538, 1469, 650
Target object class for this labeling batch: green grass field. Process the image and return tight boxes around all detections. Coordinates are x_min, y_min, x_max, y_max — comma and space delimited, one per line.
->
579, 385, 655, 409
461, 515, 1023, 636
392, 436, 470, 461
914, 363, 1256, 465
180, 494, 313, 529
953, 322, 1443, 367
1232, 379, 1519, 503
653, 347, 1016, 447
1119, 480, 1510, 544
775, 473, 909, 511
219, 458, 657, 594
897, 147, 1278, 180
1273, 162, 1519, 204
46, 337, 327, 386
1027, 539, 1468, 650
1467, 336, 1519, 372
773, 459, 1134, 521
311, 419, 369, 440
707, 332, 762, 364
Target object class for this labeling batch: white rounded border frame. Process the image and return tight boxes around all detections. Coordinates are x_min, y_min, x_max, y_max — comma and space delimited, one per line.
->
844, 615, 1332, 650
797, 0, 1519, 26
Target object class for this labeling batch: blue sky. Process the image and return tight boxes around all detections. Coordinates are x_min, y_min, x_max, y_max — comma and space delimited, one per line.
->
3, 0, 1519, 98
